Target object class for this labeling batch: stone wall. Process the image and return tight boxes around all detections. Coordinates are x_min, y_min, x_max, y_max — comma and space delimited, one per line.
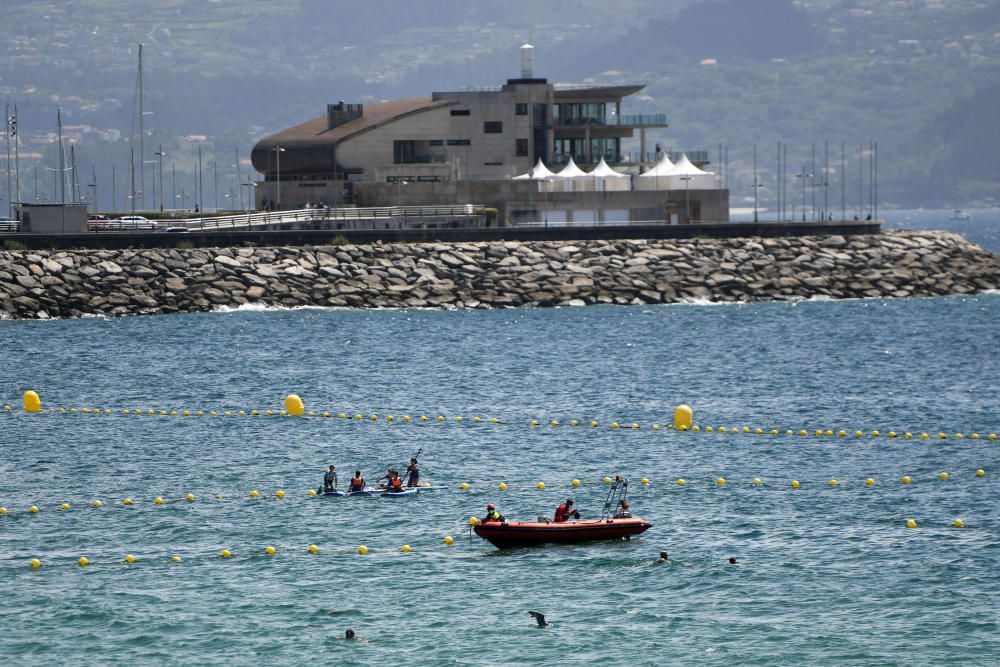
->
1, 230, 998, 319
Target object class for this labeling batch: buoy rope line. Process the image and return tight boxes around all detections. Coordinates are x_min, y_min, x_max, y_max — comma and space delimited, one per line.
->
2, 405, 997, 443
0, 469, 988, 517
6, 507, 981, 573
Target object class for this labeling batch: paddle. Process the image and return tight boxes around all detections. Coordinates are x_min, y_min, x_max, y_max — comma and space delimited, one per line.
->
403, 447, 423, 487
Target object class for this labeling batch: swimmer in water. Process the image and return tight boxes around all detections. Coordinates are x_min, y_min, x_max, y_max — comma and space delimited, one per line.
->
656, 551, 668, 564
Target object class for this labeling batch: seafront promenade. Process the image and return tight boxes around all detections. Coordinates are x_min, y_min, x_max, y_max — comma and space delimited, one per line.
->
1, 229, 997, 319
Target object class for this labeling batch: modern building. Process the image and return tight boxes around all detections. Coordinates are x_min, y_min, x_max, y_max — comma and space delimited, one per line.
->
251, 46, 727, 225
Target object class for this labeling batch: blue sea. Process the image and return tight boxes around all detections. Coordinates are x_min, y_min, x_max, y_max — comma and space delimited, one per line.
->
1, 211, 998, 665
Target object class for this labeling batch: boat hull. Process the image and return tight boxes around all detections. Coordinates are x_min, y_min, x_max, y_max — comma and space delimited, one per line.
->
473, 517, 651, 549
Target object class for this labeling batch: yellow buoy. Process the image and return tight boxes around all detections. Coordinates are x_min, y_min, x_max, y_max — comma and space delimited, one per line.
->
437, 415, 445, 422
91, 499, 103, 508
938, 472, 949, 480
692, 425, 701, 432
220, 549, 232, 558
459, 482, 470, 490
602, 476, 612, 484
906, 519, 917, 529
422, 482, 430, 488
284, 394, 305, 416
770, 429, 779, 435
265, 546, 276, 556
530, 420, 539, 426
386, 415, 394, 422
640, 478, 650, 485
976, 469, 986, 477
824, 430, 833, 437
123, 498, 133, 506
904, 432, 912, 439
715, 477, 726, 487
888, 431, 896, 438
210, 411, 218, 417
920, 433, 929, 440
171, 410, 178, 416
549, 420, 558, 427
866, 478, 875, 486
814, 429, 822, 437
871, 430, 880, 437
673, 404, 693, 430
989, 434, 997, 441
307, 544, 319, 554
401, 544, 412, 553
444, 535, 454, 546
838, 430, 846, 437
23, 390, 42, 413
798, 429, 807, 437
970, 433, 979, 440
676, 479, 686, 486
855, 431, 863, 437
60, 502, 71, 510
29, 505, 39, 514
30, 558, 42, 569
652, 424, 661, 431
755, 428, 764, 435
275, 489, 285, 499
752, 478, 762, 486
307, 489, 317, 496
590, 421, 599, 428
791, 480, 800, 489
537, 482, 545, 490
455, 416, 463, 423
611, 422, 619, 429
570, 420, 579, 426
955, 433, 963, 440
124, 554, 136, 564
370, 414, 378, 421
154, 497, 164, 505
468, 516, 479, 526
490, 417, 500, 424
952, 518, 964, 528
705, 426, 714, 433
0, 507, 7, 514
937, 433, 947, 440
902, 476, 912, 485
498, 482, 507, 491
78, 556, 89, 567
358, 545, 368, 555
403, 415, 412, 422
828, 479, 838, 487
571, 479, 581, 488
185, 493, 195, 502
171, 555, 182, 563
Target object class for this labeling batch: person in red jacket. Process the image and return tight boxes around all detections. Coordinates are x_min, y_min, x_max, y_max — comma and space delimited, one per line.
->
554, 498, 580, 523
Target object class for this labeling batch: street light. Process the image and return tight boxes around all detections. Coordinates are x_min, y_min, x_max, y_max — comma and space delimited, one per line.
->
795, 168, 813, 222
678, 175, 693, 223
272, 145, 285, 210
241, 180, 257, 213
154, 146, 166, 212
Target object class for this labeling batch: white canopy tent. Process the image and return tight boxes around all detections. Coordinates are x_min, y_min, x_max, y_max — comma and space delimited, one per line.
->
665, 153, 715, 190
634, 152, 677, 190
512, 159, 557, 181
589, 157, 630, 192
546, 157, 591, 192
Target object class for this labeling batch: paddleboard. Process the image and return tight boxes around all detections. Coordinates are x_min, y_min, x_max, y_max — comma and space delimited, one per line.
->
380, 488, 419, 497
415, 485, 447, 492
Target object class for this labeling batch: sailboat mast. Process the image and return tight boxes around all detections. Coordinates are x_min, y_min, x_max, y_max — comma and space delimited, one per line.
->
138, 43, 145, 210
57, 107, 66, 205
13, 105, 20, 209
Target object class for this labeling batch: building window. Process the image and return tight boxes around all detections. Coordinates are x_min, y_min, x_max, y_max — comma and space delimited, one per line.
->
393, 140, 415, 164
515, 103, 528, 115
483, 121, 502, 134
484, 161, 503, 166
429, 139, 443, 146
450, 109, 470, 116
447, 139, 471, 146
515, 138, 529, 156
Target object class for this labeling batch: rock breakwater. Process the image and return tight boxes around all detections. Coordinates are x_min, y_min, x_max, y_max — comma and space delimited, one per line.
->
1, 230, 998, 319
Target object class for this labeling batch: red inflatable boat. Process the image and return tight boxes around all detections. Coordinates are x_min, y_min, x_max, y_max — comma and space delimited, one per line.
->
473, 517, 652, 549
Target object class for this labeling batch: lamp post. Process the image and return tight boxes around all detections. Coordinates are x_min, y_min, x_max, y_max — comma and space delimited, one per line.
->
241, 180, 256, 213
795, 168, 813, 222
678, 175, 693, 223
273, 145, 285, 210
154, 146, 165, 212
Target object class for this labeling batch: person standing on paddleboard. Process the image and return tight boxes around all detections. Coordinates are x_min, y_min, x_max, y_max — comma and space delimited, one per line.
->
405, 457, 420, 487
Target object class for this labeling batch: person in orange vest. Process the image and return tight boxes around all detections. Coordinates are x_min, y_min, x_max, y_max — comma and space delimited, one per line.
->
380, 468, 404, 492
348, 471, 365, 492
554, 498, 580, 523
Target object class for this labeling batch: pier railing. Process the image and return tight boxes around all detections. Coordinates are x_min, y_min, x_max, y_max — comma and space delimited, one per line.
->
85, 205, 486, 233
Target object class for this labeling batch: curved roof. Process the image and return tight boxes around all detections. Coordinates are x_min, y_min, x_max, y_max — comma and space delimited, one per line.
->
590, 157, 628, 178
251, 97, 452, 174
638, 152, 676, 178
553, 157, 588, 179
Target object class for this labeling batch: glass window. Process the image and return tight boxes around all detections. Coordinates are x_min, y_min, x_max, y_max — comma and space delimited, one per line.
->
515, 138, 528, 156
483, 121, 502, 134
450, 109, 470, 116
446, 139, 471, 146
429, 139, 443, 146
515, 103, 528, 115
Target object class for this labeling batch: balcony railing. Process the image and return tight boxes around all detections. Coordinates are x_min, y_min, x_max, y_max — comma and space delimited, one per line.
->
554, 113, 669, 128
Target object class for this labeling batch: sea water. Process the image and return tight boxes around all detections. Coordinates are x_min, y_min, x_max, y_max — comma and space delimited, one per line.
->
1, 215, 998, 665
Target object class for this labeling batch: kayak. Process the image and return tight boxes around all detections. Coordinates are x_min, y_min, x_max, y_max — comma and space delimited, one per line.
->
380, 488, 419, 498
473, 517, 652, 549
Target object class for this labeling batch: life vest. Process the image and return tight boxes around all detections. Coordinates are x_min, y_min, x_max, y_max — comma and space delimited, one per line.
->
350, 477, 364, 491
485, 511, 502, 522
389, 477, 403, 490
